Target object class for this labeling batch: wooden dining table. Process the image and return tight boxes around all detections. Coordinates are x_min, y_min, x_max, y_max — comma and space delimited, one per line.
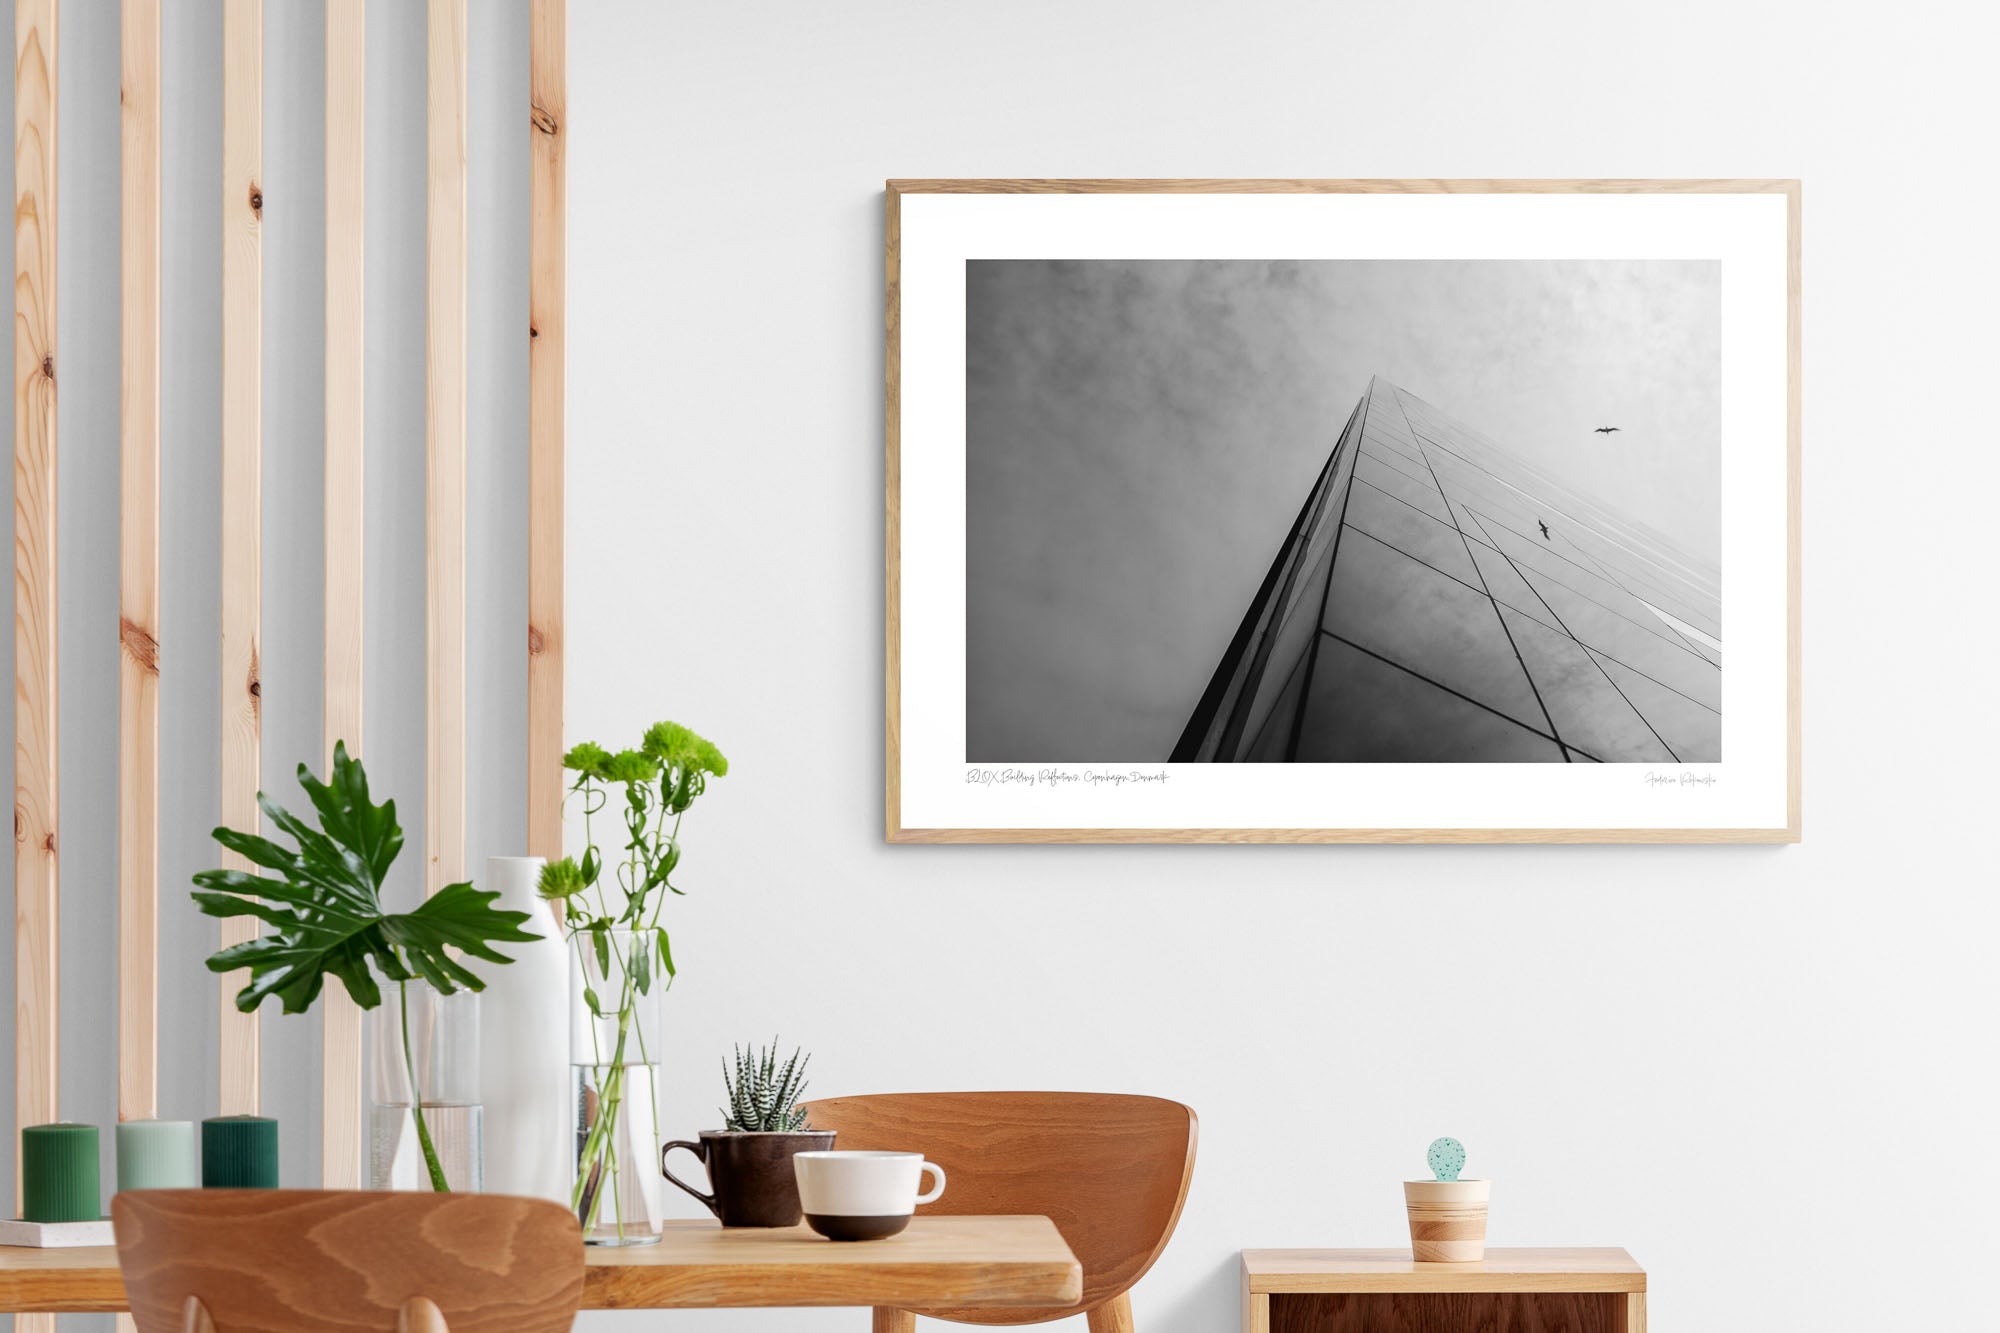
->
0, 1215, 1083, 1315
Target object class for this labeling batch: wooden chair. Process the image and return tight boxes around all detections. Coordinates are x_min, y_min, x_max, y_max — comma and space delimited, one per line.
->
800, 1092, 1196, 1333
112, 1189, 585, 1333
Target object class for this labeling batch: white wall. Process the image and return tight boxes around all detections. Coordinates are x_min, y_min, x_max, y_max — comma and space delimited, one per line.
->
567, 1, 1998, 1331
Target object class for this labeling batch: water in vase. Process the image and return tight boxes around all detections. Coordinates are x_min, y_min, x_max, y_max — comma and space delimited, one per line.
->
369, 1102, 485, 1192
572, 1060, 663, 1245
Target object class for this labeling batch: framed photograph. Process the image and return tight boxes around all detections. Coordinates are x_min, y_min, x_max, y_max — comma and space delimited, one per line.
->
886, 180, 1800, 843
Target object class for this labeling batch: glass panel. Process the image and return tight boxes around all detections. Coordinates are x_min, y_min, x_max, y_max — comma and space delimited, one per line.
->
1464, 538, 1563, 635
1359, 440, 1433, 487
1285, 475, 1349, 621
1590, 648, 1721, 762
1320, 529, 1546, 731
1361, 427, 1426, 467
1295, 635, 1564, 762
1244, 651, 1310, 762
1499, 607, 1674, 762
1341, 480, 1481, 588
1484, 519, 1660, 628
1522, 569, 1721, 711
1353, 454, 1451, 524
1234, 541, 1336, 752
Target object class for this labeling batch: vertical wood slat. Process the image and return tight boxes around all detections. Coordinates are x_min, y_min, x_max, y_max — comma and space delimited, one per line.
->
526, 0, 565, 863
13, 3, 57, 1330
321, 0, 367, 1188
427, 0, 467, 895
118, 14, 163, 1317
218, 0, 263, 1116
119, 0, 162, 1132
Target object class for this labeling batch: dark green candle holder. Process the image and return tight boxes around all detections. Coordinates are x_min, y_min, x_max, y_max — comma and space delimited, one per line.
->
201, 1115, 279, 1189
22, 1123, 100, 1222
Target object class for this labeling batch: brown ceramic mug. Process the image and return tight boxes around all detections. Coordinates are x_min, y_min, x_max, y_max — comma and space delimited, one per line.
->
662, 1129, 836, 1227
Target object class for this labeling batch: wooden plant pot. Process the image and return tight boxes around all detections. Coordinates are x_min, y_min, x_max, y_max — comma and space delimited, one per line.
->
1403, 1179, 1490, 1262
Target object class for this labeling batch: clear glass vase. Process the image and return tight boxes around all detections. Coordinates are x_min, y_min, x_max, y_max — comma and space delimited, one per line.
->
369, 979, 483, 1192
570, 929, 665, 1245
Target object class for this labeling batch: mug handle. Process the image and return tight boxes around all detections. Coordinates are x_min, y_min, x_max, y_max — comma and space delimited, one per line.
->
661, 1139, 720, 1218
915, 1160, 947, 1206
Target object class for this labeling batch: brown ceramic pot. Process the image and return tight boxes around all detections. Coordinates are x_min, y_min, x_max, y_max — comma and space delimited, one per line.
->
662, 1129, 836, 1227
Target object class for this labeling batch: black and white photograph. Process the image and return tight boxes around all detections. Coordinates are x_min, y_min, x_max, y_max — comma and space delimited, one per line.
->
889, 182, 1795, 840
965, 259, 1723, 766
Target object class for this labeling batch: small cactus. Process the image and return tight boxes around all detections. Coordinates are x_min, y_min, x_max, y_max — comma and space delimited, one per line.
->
1427, 1137, 1465, 1181
720, 1040, 814, 1132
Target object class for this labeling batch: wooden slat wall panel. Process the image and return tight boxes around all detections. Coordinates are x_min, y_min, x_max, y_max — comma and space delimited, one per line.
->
427, 0, 468, 895
119, 0, 162, 1132
218, 0, 263, 1115
119, 18, 161, 1318
321, 0, 367, 1188
13, 3, 58, 1330
527, 0, 565, 862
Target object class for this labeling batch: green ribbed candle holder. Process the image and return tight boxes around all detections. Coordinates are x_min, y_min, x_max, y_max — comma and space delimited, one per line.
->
201, 1116, 279, 1189
22, 1123, 100, 1222
117, 1120, 200, 1190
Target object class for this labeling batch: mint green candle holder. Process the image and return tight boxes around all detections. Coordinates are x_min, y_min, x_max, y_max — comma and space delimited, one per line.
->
117, 1119, 200, 1191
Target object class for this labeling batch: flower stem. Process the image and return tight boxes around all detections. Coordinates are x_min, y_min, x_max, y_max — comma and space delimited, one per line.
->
398, 977, 452, 1192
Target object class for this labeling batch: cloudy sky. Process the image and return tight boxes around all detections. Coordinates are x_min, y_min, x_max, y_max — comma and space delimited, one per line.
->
964, 259, 1721, 762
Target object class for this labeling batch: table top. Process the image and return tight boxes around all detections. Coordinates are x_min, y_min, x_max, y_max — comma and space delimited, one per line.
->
0, 1215, 1083, 1313
1242, 1247, 1645, 1294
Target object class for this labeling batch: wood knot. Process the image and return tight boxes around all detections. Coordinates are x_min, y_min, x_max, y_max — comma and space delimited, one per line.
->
531, 105, 559, 137
121, 617, 161, 674
249, 183, 263, 217
43, 832, 56, 854
248, 645, 262, 719
13, 810, 20, 841
527, 625, 545, 655
529, 324, 540, 341
40, 354, 54, 381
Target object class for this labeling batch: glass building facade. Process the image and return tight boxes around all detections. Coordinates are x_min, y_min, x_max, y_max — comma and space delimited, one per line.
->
1172, 378, 1721, 763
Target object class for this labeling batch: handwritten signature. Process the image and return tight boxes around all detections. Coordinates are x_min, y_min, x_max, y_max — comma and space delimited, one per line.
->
1643, 771, 1717, 789
965, 767, 1170, 789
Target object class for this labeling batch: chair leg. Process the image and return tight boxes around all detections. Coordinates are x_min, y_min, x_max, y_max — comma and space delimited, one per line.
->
398, 1297, 449, 1333
1087, 1292, 1135, 1333
181, 1297, 217, 1333
872, 1309, 917, 1333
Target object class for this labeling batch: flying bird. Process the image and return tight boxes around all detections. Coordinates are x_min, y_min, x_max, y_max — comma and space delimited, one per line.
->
1593, 426, 1622, 435
1537, 520, 1550, 540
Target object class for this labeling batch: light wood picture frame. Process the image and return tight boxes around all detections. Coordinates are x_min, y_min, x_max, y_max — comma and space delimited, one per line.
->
886, 180, 1799, 844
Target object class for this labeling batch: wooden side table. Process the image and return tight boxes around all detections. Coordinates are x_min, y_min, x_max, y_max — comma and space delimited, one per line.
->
1242, 1247, 1646, 1332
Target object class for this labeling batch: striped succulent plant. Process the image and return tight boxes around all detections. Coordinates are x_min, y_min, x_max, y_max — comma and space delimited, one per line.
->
720, 1040, 814, 1132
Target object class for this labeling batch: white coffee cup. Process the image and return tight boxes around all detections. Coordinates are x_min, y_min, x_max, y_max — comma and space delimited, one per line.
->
793, 1150, 947, 1241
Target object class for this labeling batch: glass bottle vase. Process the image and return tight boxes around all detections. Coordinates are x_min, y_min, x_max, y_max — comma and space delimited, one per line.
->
368, 979, 483, 1192
570, 929, 665, 1245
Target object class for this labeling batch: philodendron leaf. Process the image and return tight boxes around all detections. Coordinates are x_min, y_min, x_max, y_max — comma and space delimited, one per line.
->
191, 741, 535, 1015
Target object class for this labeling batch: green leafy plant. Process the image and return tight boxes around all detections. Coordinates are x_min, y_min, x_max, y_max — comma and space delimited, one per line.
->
192, 742, 538, 1191
720, 1041, 814, 1132
539, 721, 728, 1237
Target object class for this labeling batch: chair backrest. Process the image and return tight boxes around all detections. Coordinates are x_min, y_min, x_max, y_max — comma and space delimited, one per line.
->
799, 1092, 1196, 1326
113, 1189, 585, 1333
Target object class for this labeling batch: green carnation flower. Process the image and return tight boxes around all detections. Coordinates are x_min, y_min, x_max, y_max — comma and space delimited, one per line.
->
562, 741, 613, 780
643, 721, 729, 778
602, 748, 659, 785
538, 856, 587, 900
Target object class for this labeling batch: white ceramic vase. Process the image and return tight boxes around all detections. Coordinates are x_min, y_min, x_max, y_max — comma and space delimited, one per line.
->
477, 856, 571, 1203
